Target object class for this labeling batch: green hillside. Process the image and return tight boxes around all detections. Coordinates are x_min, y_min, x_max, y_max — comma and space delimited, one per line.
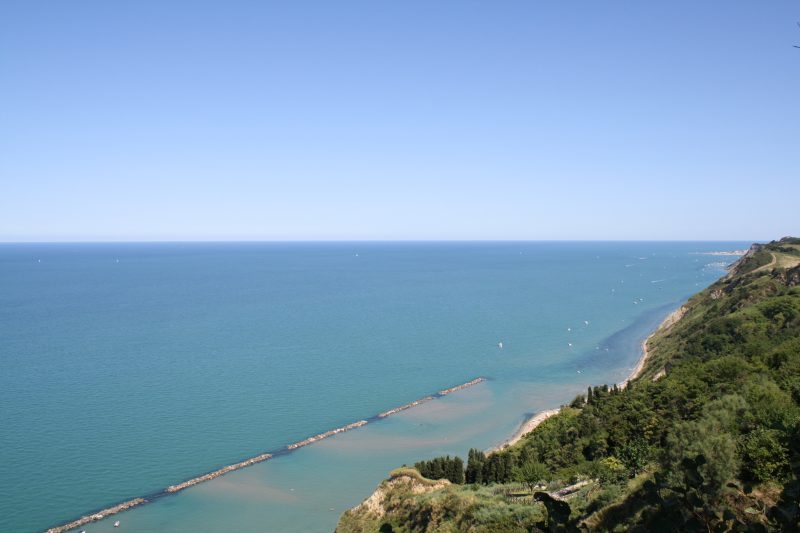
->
338, 237, 800, 532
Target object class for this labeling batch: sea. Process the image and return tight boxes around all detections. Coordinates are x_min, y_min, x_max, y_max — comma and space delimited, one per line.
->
0, 241, 747, 532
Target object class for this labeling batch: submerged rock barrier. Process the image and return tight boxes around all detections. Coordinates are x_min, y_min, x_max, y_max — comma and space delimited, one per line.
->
438, 377, 485, 396
166, 452, 273, 493
378, 396, 435, 418
44, 497, 146, 533
43, 376, 485, 533
287, 420, 369, 450
379, 377, 485, 418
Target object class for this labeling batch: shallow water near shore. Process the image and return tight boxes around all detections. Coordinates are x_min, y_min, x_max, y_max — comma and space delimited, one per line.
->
0, 242, 745, 532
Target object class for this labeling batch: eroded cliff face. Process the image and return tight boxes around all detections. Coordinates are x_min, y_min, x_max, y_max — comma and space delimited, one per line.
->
337, 470, 450, 532
726, 242, 764, 278
356, 472, 449, 518
774, 265, 800, 287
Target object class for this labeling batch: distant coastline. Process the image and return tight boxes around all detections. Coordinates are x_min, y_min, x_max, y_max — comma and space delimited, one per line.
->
485, 247, 745, 455
690, 250, 748, 256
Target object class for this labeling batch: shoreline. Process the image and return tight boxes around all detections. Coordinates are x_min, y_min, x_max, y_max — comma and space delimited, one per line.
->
487, 305, 686, 454
617, 305, 685, 390
44, 303, 695, 530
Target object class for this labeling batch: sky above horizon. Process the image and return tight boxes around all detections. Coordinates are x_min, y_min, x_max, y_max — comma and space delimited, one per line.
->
1, 2, 798, 242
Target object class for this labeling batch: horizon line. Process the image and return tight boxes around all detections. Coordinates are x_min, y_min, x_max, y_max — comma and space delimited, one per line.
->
0, 238, 762, 244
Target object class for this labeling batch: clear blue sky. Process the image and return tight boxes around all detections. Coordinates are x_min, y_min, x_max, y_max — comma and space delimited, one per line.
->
1, 1, 798, 241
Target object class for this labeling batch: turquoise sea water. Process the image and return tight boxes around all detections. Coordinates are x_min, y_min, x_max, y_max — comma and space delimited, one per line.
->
0, 242, 746, 532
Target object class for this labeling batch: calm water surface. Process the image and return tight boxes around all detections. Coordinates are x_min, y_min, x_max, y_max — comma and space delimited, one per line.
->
0, 242, 745, 532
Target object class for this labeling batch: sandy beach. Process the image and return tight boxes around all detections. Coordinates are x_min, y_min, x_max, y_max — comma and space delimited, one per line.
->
617, 305, 686, 390
488, 306, 687, 453
486, 408, 561, 453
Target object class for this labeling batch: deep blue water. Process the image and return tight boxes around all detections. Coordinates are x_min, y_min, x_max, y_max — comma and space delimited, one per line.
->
0, 242, 745, 532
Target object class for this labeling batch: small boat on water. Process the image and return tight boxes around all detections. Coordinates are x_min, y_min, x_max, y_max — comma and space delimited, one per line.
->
497, 341, 503, 349
115, 520, 120, 527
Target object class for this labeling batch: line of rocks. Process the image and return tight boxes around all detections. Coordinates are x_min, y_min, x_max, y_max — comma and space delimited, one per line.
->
287, 420, 369, 450
42, 376, 486, 532
378, 396, 435, 418
439, 377, 485, 396
166, 452, 273, 493
45, 498, 146, 533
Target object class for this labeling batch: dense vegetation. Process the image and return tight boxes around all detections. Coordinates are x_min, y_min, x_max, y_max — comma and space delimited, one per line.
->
338, 238, 800, 532
415, 456, 465, 484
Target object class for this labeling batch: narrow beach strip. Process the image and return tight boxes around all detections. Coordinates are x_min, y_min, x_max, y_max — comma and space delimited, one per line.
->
486, 409, 560, 454
617, 305, 685, 390
43, 376, 486, 533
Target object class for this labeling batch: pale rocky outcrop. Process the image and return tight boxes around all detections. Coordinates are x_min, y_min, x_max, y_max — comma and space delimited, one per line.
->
350, 473, 450, 519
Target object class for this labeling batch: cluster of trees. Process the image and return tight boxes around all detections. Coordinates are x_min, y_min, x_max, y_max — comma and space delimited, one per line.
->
407, 239, 800, 530
413, 455, 464, 484
416, 449, 547, 488
464, 449, 515, 484
417, 449, 531, 486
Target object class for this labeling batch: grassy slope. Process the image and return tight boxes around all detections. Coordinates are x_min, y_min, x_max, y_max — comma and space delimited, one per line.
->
338, 238, 800, 532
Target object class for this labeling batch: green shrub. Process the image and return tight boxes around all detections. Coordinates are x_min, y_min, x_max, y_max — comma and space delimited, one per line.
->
740, 427, 789, 482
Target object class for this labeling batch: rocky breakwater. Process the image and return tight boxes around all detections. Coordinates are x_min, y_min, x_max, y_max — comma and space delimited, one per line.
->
45, 497, 146, 533
287, 420, 369, 450
378, 396, 435, 418
378, 377, 485, 418
166, 452, 273, 493
438, 377, 485, 396
42, 376, 486, 532
284, 378, 486, 451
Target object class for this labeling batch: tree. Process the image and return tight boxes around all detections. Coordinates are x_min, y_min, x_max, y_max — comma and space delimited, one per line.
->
596, 456, 627, 484
515, 461, 548, 493
449, 457, 465, 484
740, 428, 789, 482
638, 454, 747, 531
665, 420, 739, 497
414, 455, 465, 483
466, 449, 485, 484
619, 438, 650, 477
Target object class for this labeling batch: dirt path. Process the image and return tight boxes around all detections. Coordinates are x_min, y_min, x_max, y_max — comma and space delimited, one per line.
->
752, 252, 777, 273
753, 252, 800, 273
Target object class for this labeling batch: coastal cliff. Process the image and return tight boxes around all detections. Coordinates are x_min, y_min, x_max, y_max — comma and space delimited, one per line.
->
339, 237, 800, 532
